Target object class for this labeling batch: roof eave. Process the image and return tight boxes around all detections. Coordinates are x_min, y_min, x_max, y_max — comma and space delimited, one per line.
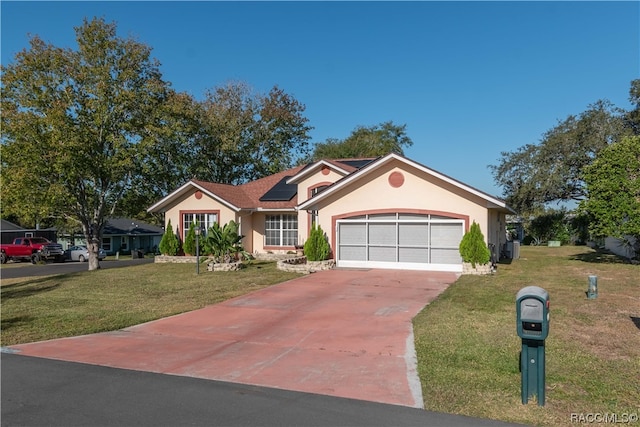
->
147, 180, 241, 213
286, 160, 350, 184
298, 153, 511, 211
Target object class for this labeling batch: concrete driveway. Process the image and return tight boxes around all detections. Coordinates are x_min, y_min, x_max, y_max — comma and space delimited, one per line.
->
7, 268, 457, 408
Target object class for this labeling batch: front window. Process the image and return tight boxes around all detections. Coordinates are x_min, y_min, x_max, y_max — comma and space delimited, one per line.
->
102, 237, 112, 252
265, 214, 298, 246
182, 212, 219, 239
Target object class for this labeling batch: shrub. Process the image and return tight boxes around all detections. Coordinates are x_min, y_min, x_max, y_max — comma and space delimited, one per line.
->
459, 221, 491, 268
158, 219, 180, 256
183, 221, 199, 255
304, 223, 330, 261
203, 220, 250, 263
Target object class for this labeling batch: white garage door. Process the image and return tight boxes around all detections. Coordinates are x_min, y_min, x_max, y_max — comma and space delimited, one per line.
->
337, 213, 463, 271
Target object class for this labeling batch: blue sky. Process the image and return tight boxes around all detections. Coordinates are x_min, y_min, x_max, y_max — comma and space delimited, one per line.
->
2, 1, 638, 197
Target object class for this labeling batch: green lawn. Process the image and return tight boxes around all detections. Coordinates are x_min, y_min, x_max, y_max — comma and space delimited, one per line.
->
1, 260, 301, 346
414, 246, 640, 426
2, 248, 638, 426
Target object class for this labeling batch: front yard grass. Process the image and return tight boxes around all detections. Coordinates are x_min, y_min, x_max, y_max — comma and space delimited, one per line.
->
414, 246, 640, 426
1, 260, 302, 346
2, 247, 638, 426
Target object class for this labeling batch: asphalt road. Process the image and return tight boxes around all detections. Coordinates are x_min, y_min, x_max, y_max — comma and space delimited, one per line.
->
1, 353, 526, 427
0, 257, 154, 279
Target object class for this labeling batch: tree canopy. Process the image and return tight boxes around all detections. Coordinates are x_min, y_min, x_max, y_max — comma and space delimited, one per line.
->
194, 82, 313, 184
1, 18, 169, 269
490, 96, 634, 214
2, 19, 315, 262
309, 121, 413, 160
579, 135, 640, 248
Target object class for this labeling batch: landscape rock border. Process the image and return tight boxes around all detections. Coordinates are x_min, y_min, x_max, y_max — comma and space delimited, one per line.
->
277, 256, 335, 274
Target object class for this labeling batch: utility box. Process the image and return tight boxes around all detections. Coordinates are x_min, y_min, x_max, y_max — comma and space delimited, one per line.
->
516, 286, 549, 406
516, 286, 550, 340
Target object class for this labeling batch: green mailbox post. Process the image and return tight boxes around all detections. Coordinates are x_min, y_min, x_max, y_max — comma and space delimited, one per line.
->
516, 286, 549, 406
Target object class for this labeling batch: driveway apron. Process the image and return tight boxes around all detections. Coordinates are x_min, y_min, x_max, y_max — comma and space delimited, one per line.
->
8, 269, 457, 408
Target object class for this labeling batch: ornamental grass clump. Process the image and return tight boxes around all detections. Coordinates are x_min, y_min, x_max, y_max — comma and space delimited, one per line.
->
459, 221, 491, 268
304, 223, 330, 261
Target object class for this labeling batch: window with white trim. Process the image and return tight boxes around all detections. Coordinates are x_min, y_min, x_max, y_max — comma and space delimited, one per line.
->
265, 214, 298, 246
182, 213, 218, 239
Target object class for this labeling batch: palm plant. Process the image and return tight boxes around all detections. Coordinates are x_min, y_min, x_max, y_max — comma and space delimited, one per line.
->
203, 220, 251, 263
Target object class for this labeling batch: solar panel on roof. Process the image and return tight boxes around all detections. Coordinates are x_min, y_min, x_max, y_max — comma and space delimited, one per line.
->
259, 176, 297, 201
339, 159, 376, 169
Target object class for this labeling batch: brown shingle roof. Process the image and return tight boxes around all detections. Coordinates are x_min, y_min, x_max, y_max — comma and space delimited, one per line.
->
193, 164, 307, 210
193, 159, 374, 210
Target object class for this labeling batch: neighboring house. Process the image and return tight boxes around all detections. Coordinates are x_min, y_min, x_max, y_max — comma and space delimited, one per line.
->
101, 218, 164, 255
58, 218, 164, 255
0, 219, 57, 244
148, 153, 514, 272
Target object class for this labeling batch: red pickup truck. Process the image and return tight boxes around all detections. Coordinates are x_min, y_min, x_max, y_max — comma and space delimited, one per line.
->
0, 237, 66, 264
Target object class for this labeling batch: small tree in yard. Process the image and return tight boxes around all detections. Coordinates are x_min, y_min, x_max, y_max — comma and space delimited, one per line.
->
459, 221, 491, 268
304, 223, 330, 261
159, 219, 180, 256
183, 221, 199, 256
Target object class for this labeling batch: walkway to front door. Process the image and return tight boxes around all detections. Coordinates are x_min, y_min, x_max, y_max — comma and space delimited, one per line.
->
9, 269, 458, 408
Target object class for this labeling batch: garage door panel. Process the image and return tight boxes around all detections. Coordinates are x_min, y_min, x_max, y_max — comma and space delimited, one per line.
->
339, 224, 366, 244
368, 223, 396, 245
339, 245, 366, 261
399, 247, 428, 263
369, 246, 396, 262
398, 224, 428, 245
431, 248, 462, 264
431, 223, 463, 247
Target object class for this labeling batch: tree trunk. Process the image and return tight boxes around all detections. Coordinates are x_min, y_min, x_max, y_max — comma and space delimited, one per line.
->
88, 238, 101, 271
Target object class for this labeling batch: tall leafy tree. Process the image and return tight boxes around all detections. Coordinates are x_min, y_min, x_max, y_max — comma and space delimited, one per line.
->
121, 90, 203, 222
310, 121, 413, 160
1, 18, 169, 270
579, 135, 640, 257
490, 96, 631, 214
625, 79, 640, 135
194, 82, 313, 184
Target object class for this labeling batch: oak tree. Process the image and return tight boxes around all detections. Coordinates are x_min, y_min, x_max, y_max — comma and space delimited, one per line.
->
490, 97, 632, 214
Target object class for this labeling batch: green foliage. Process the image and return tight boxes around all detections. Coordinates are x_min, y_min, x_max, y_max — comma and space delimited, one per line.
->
304, 223, 330, 261
182, 221, 200, 255
579, 136, 640, 255
203, 220, 250, 263
1, 18, 314, 251
527, 209, 570, 244
309, 121, 413, 160
490, 82, 637, 214
194, 83, 313, 184
458, 221, 491, 268
158, 220, 180, 256
1, 18, 169, 269
120, 91, 204, 220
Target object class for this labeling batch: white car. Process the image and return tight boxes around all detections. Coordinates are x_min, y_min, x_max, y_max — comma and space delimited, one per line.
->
65, 245, 107, 262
